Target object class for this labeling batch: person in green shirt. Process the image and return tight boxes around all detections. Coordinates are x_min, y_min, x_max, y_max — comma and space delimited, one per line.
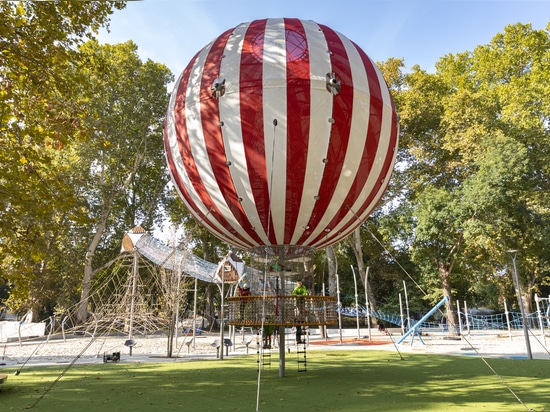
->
292, 280, 307, 343
292, 280, 307, 298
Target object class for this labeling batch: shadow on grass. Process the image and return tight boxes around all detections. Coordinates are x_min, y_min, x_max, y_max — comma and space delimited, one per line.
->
1, 350, 549, 411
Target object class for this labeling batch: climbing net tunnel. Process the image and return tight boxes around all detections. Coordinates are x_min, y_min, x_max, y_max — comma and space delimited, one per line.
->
227, 295, 338, 327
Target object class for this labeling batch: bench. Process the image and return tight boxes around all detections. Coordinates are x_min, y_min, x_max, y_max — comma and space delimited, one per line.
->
0, 374, 7, 385
211, 339, 233, 358
244, 336, 253, 354
223, 338, 232, 356
211, 339, 221, 358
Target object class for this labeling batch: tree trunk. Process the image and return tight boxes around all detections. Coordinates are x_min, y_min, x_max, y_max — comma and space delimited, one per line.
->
436, 259, 458, 334
520, 272, 535, 327
348, 228, 377, 311
325, 245, 337, 296
77, 155, 143, 324
204, 284, 215, 331
323, 245, 338, 339
77, 219, 106, 323
524, 273, 535, 313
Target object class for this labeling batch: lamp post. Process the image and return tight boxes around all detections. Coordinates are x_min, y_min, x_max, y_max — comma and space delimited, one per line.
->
335, 274, 343, 345
219, 266, 225, 360
351, 266, 361, 339
507, 249, 533, 360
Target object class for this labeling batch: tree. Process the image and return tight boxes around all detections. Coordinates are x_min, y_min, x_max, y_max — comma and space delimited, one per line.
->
437, 22, 550, 313
389, 22, 550, 326
0, 1, 125, 318
75, 40, 173, 322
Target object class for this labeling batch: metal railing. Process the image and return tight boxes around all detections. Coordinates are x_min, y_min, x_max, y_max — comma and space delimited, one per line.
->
227, 295, 338, 327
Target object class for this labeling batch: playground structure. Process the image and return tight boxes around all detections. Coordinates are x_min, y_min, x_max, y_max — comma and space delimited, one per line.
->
0, 227, 338, 383
224, 247, 339, 376
226, 247, 338, 330
5, 226, 550, 362
3, 228, 336, 361
228, 295, 337, 328
0, 226, 228, 344
339, 293, 550, 346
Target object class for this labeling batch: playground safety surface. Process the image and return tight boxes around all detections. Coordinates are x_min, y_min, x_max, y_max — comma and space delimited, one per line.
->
309, 337, 392, 346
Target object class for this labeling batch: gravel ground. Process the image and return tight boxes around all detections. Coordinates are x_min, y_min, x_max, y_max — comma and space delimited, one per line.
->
1, 328, 549, 370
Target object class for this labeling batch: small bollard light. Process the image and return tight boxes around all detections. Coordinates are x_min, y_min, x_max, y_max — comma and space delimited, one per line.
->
103, 352, 121, 363
124, 339, 137, 356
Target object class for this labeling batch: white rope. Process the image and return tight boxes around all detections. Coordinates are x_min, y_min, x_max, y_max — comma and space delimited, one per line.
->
256, 119, 279, 411
366, 223, 534, 411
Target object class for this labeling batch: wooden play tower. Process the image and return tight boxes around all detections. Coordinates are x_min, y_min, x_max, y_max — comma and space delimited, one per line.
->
226, 246, 338, 377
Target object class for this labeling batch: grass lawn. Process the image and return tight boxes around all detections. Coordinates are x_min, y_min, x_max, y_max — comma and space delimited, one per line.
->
1, 350, 548, 411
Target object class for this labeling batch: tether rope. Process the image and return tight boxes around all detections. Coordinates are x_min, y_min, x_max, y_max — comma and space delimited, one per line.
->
459, 334, 533, 411
365, 224, 534, 410
365, 225, 429, 299
28, 316, 121, 409
256, 118, 279, 412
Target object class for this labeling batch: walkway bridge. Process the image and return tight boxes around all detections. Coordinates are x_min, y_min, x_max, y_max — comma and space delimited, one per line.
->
341, 302, 548, 334
340, 305, 405, 327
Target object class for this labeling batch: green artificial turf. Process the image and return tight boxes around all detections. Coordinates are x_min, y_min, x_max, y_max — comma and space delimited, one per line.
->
1, 350, 548, 411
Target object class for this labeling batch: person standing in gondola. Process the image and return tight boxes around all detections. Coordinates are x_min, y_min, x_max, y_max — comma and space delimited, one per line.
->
292, 280, 307, 343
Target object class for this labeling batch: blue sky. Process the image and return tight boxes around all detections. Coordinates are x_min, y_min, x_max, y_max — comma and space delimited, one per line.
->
96, 1, 548, 241
98, 0, 550, 80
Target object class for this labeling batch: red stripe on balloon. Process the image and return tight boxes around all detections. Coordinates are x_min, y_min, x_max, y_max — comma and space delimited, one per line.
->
283, 18, 310, 244
310, 46, 399, 248
166, 128, 250, 249
165, 53, 209, 225
239, 19, 276, 244
173, 30, 253, 248
305, 38, 384, 247
199, 29, 264, 246
295, 24, 354, 246
165, 54, 248, 248
165, 18, 400, 251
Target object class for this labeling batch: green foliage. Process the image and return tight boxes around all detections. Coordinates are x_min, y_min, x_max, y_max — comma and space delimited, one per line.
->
2, 4, 549, 324
0, 2, 175, 319
76, 39, 173, 238
0, 1, 125, 316
384, 22, 550, 312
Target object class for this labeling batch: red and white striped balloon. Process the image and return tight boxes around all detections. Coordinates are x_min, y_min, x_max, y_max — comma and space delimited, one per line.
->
164, 18, 399, 252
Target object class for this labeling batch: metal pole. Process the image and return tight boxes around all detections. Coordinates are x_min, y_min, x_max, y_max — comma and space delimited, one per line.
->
507, 250, 532, 360
535, 294, 545, 345
219, 269, 225, 360
278, 271, 285, 378
463, 301, 470, 336
403, 280, 411, 331
504, 299, 512, 341
192, 277, 198, 349
456, 300, 463, 334
336, 274, 343, 344
128, 250, 138, 356
365, 267, 371, 340
351, 266, 361, 339
399, 293, 405, 335
174, 258, 182, 354
322, 282, 328, 340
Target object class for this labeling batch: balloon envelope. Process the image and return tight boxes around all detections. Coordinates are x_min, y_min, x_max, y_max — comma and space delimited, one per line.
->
164, 18, 399, 252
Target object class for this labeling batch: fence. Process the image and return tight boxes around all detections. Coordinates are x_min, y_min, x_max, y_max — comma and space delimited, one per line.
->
340, 294, 550, 338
